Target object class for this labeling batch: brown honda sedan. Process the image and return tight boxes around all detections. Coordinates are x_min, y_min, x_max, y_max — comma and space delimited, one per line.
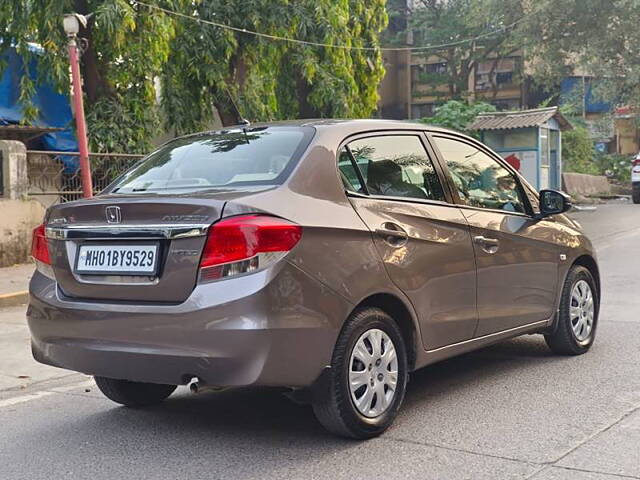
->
28, 120, 600, 438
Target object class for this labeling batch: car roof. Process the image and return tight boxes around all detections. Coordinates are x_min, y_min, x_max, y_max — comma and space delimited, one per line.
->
178, 119, 462, 140
250, 118, 457, 133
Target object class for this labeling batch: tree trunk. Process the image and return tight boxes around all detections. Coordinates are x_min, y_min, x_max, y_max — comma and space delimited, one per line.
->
296, 76, 317, 118
214, 100, 239, 127
75, 0, 112, 103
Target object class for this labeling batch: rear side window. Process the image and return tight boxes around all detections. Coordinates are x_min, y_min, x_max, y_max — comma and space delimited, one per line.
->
338, 148, 364, 193
345, 135, 445, 201
111, 126, 314, 194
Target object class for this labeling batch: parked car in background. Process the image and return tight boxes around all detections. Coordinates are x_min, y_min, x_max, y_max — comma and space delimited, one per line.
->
27, 120, 600, 439
632, 152, 640, 204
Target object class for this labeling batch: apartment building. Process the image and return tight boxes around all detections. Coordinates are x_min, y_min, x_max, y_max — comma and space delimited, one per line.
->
379, 51, 531, 120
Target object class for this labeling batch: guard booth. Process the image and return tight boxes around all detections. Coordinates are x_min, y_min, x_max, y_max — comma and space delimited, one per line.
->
470, 107, 572, 190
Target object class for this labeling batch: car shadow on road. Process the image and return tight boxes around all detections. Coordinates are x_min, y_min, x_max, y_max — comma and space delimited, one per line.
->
14, 334, 571, 477
82, 334, 560, 438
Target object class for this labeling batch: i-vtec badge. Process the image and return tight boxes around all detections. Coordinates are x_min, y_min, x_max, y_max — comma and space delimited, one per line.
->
105, 206, 122, 224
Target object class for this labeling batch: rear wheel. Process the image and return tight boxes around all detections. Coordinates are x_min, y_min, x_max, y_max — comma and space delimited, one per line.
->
545, 266, 598, 355
312, 307, 408, 439
94, 376, 176, 407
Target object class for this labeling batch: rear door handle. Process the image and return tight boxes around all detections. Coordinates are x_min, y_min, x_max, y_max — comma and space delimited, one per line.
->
473, 235, 500, 254
375, 223, 409, 247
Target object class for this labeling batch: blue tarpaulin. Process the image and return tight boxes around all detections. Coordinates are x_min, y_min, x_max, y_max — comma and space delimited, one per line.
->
560, 77, 612, 114
0, 46, 79, 171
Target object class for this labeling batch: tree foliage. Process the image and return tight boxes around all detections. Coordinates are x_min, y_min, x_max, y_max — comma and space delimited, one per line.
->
517, 0, 640, 109
420, 100, 496, 136
562, 124, 597, 175
0, 0, 387, 152
387, 0, 526, 101
163, 0, 387, 135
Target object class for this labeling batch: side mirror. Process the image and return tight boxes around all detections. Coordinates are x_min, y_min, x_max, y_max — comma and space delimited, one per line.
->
538, 189, 572, 218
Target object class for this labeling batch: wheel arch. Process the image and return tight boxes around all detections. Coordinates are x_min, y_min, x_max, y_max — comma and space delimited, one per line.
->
546, 254, 600, 336
350, 292, 418, 371
572, 254, 601, 299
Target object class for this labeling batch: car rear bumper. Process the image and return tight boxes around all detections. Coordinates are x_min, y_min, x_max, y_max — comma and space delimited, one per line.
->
27, 263, 350, 387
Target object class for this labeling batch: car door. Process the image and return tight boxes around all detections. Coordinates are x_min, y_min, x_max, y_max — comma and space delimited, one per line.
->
339, 132, 478, 350
430, 133, 560, 336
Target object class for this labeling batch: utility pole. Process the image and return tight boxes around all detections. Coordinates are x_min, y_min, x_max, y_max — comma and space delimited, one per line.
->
63, 14, 93, 198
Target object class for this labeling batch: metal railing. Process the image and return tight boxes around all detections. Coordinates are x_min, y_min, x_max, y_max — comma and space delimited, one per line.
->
26, 150, 144, 204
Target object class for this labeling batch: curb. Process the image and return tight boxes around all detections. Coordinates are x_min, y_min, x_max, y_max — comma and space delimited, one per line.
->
0, 291, 29, 308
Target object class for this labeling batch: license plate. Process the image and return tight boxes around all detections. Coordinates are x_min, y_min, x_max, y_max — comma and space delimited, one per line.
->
75, 244, 159, 275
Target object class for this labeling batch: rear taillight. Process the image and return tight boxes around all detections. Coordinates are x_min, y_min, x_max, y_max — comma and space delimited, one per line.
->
31, 224, 50, 265
199, 215, 302, 282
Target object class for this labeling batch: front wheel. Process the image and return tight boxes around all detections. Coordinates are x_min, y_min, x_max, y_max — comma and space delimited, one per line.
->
312, 307, 408, 439
94, 376, 177, 407
545, 266, 599, 355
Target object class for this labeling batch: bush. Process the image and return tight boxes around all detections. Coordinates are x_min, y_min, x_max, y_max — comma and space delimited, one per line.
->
420, 100, 496, 138
562, 126, 598, 175
594, 154, 632, 184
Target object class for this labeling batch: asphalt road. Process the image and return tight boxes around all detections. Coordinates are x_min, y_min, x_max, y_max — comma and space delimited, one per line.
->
1, 203, 639, 480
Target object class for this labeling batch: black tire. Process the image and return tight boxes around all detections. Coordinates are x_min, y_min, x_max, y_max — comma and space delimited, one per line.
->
94, 376, 177, 407
312, 307, 408, 439
545, 266, 599, 355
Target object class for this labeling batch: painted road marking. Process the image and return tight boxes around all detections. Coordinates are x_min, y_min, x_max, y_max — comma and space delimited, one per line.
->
0, 391, 54, 408
0, 379, 94, 409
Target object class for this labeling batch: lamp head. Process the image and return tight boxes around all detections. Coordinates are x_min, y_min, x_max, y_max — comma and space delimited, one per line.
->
63, 13, 89, 38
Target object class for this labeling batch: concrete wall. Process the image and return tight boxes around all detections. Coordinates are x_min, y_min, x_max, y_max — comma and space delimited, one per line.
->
0, 140, 46, 267
562, 172, 611, 197
0, 198, 45, 267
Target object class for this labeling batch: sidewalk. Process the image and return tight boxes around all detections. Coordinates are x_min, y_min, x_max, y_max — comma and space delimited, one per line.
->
0, 264, 71, 391
0, 263, 33, 307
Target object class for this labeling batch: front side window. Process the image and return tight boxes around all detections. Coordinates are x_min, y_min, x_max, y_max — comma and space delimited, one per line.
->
346, 135, 445, 202
110, 126, 313, 194
433, 136, 526, 214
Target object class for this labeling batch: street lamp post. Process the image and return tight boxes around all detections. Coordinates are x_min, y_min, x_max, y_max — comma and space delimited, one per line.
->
63, 14, 93, 198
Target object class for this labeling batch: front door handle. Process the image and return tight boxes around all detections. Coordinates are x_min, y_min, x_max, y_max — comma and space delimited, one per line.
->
473, 235, 500, 254
375, 223, 409, 247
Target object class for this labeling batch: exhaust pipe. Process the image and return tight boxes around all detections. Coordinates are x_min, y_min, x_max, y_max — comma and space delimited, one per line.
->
189, 380, 227, 394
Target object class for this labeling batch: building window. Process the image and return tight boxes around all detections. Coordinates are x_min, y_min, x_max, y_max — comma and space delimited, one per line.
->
475, 73, 491, 91
412, 62, 448, 83
411, 103, 435, 119
425, 62, 447, 74
475, 58, 519, 92
496, 72, 513, 86
491, 99, 521, 111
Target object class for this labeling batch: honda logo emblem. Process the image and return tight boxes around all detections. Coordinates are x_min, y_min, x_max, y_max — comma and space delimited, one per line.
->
105, 206, 122, 224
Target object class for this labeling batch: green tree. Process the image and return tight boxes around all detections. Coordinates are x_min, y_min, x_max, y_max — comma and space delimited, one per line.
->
0, 0, 387, 152
163, 0, 387, 135
386, 0, 527, 100
420, 100, 496, 136
0, 0, 187, 152
522, 0, 640, 109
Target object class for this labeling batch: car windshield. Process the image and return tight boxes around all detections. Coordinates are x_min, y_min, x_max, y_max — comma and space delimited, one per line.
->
110, 126, 314, 194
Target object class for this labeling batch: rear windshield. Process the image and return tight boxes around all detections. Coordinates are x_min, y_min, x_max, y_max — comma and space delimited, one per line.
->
110, 126, 314, 194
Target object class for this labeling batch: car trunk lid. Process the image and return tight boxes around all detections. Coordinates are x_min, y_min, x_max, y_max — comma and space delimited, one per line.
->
45, 191, 259, 303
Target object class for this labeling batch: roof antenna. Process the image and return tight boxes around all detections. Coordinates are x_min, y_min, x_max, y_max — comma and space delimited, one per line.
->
225, 87, 250, 128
